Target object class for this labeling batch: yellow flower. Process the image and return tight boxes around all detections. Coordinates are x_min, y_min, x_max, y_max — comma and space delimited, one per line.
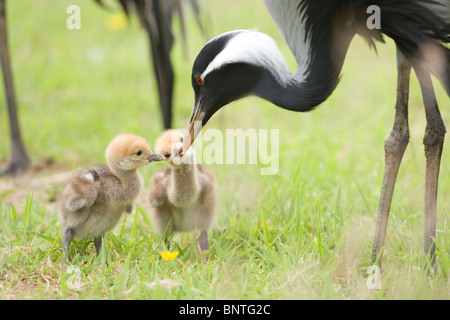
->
160, 251, 179, 261
105, 13, 128, 31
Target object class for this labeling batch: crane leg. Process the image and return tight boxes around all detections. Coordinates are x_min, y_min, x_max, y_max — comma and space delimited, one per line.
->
136, 0, 174, 129
152, 0, 174, 130
0, 0, 29, 177
371, 51, 411, 267
416, 69, 446, 267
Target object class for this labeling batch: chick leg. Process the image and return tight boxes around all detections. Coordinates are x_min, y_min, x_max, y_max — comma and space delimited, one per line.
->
198, 230, 209, 251
94, 236, 103, 256
62, 226, 74, 261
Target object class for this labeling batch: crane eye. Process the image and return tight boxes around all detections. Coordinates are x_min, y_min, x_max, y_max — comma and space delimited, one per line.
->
195, 76, 204, 86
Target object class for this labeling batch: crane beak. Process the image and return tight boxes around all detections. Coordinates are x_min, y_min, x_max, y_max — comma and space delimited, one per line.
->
181, 104, 205, 157
147, 152, 165, 162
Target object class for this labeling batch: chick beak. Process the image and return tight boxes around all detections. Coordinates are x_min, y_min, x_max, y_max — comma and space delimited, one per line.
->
181, 104, 205, 157
147, 152, 165, 162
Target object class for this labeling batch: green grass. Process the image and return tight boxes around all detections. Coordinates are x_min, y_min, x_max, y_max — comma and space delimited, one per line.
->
0, 0, 449, 299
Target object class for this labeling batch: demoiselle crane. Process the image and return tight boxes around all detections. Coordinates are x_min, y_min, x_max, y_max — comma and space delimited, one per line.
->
181, 0, 450, 267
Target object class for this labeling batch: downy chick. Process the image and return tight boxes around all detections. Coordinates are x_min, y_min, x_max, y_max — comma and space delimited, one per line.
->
149, 130, 216, 251
59, 133, 164, 261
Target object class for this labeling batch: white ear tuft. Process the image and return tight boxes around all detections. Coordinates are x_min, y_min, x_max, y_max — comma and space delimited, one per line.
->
201, 30, 292, 86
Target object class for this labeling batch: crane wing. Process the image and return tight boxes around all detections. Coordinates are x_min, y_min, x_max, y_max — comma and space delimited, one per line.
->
263, 0, 450, 95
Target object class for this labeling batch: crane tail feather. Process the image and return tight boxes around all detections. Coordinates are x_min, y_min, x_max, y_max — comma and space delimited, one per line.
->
365, 0, 450, 97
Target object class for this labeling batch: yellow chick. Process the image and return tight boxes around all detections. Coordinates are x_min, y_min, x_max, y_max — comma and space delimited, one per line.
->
59, 133, 164, 261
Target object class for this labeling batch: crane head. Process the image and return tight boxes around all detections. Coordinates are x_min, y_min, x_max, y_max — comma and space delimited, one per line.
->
182, 30, 288, 154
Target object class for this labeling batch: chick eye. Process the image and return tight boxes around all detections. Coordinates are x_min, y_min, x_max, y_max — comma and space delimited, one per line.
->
136, 150, 142, 156
180, 137, 183, 143
164, 153, 171, 158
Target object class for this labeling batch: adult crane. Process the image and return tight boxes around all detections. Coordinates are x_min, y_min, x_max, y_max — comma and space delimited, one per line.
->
181, 0, 450, 267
